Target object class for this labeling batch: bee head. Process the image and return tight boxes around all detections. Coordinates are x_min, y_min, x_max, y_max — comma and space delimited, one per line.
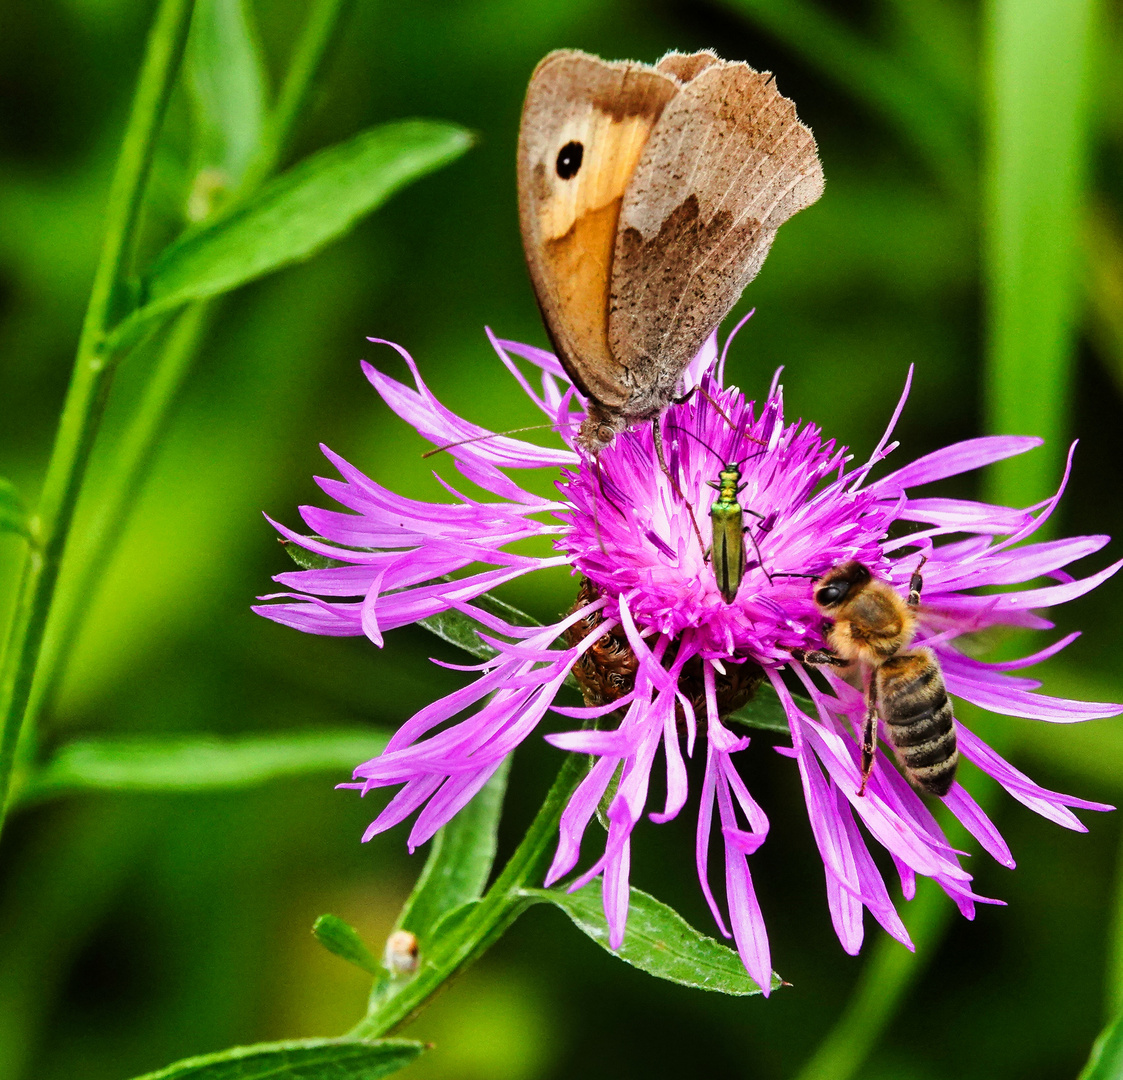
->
813, 561, 871, 610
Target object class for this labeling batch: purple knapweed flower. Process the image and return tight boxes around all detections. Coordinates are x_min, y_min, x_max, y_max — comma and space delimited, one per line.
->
255, 324, 1120, 994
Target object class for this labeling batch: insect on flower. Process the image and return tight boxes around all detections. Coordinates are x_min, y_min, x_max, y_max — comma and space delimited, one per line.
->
795, 558, 959, 797
255, 325, 1121, 993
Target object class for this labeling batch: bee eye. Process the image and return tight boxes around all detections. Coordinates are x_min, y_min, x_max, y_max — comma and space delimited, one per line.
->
816, 582, 848, 606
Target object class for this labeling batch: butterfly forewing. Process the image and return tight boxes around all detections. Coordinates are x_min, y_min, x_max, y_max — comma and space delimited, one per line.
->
517, 52, 677, 410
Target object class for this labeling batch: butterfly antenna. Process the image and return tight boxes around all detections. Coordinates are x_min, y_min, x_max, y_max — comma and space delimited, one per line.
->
421, 423, 554, 458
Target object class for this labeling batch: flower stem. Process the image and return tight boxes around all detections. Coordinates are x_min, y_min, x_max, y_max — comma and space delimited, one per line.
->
351, 752, 588, 1038
789, 876, 954, 1080
22, 0, 357, 742
0, 0, 196, 837
241, 0, 355, 191
792, 711, 1004, 1080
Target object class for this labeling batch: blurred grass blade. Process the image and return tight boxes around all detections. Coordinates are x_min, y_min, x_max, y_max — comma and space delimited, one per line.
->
1086, 199, 1123, 400
185, 0, 268, 202
1078, 1009, 1123, 1080
0, 478, 29, 537
522, 882, 781, 996
791, 877, 954, 1080
18, 729, 388, 803
720, 0, 972, 193
127, 1037, 423, 1080
131, 120, 472, 325
726, 682, 805, 734
983, 0, 1099, 508
396, 756, 511, 942
314, 914, 381, 976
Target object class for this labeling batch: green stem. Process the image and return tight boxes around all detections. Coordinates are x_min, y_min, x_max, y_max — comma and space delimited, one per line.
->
0, 0, 195, 835
351, 753, 587, 1037
242, 0, 355, 189
792, 713, 1005, 1080
790, 878, 954, 1080
21, 0, 356, 745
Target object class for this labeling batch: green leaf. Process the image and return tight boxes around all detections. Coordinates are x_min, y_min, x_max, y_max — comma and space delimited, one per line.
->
522, 882, 780, 996
313, 914, 381, 977
280, 537, 350, 570
398, 755, 511, 942
416, 585, 543, 661
19, 729, 388, 802
725, 682, 802, 735
1078, 1009, 1123, 1080
126, 1037, 423, 1080
0, 477, 30, 537
140, 120, 472, 315
416, 608, 499, 661
185, 0, 268, 203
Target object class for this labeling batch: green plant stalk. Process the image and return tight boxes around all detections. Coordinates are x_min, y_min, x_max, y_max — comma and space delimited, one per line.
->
22, 0, 356, 742
982, 0, 1099, 510
351, 752, 588, 1037
241, 0, 356, 191
0, 0, 196, 834
790, 877, 955, 1080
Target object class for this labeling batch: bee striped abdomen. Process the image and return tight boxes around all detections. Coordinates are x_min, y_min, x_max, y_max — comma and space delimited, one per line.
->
876, 649, 958, 796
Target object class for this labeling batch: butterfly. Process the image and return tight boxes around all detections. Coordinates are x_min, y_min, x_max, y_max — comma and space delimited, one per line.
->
517, 49, 823, 455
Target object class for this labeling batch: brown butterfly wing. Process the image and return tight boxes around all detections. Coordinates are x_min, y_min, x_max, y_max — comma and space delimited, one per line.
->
517, 50, 678, 411
609, 61, 824, 415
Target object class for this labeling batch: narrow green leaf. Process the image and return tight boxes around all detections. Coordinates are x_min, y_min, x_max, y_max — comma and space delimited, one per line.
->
1078, 1009, 1123, 1080
313, 914, 381, 977
522, 882, 781, 996
398, 755, 511, 941
984, 0, 1098, 508
725, 681, 804, 734
0, 477, 29, 537
19, 729, 388, 802
720, 0, 972, 194
127, 1037, 423, 1080
186, 0, 268, 203
141, 120, 472, 314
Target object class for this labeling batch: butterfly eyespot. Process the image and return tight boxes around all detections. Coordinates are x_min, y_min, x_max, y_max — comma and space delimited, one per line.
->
556, 141, 583, 180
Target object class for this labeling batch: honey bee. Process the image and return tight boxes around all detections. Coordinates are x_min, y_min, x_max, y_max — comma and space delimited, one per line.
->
792, 557, 958, 797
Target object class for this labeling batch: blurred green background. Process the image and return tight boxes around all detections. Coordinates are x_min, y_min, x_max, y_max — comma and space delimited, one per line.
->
3, 1, 1123, 1078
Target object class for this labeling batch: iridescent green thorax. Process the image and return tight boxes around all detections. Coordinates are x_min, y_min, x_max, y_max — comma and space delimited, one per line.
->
708, 465, 747, 604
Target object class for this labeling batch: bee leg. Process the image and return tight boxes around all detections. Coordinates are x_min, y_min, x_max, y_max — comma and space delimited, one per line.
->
858, 678, 880, 796
908, 554, 928, 607
792, 648, 849, 667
